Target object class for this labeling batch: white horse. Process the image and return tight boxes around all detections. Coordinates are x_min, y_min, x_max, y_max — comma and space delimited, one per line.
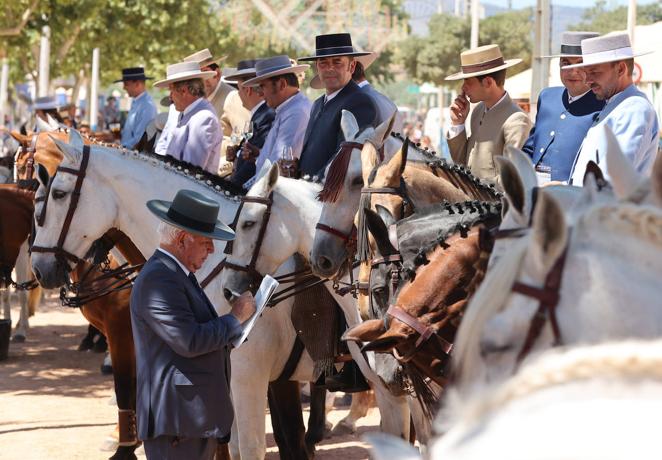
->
219, 163, 432, 442
28, 130, 314, 459
451, 134, 662, 393
368, 340, 662, 459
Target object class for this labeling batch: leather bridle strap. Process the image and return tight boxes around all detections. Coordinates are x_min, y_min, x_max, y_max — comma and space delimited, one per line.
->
371, 254, 402, 266
19, 134, 38, 180
387, 304, 453, 364
31, 145, 91, 265
513, 242, 569, 365
315, 222, 354, 243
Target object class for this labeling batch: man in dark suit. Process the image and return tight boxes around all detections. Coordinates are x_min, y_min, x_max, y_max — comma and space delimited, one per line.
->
522, 31, 605, 183
224, 60, 276, 186
298, 33, 378, 178
130, 189, 255, 459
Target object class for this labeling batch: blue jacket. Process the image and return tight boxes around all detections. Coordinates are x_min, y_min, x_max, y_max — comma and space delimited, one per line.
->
231, 101, 275, 186
121, 91, 157, 149
522, 87, 604, 181
130, 250, 241, 440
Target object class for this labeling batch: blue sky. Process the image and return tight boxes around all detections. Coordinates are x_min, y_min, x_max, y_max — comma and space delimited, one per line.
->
511, 0, 658, 8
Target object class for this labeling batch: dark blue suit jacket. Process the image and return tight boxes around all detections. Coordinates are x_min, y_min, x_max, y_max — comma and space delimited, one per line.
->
522, 87, 604, 181
231, 102, 275, 186
298, 80, 377, 177
130, 250, 242, 440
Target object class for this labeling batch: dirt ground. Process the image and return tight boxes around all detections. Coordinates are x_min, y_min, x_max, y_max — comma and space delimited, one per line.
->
0, 290, 380, 460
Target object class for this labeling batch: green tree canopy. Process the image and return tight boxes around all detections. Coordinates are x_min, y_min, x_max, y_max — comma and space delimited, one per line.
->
572, 0, 662, 34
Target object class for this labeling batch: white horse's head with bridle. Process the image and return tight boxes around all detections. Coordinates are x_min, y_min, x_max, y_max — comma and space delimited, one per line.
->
310, 110, 398, 278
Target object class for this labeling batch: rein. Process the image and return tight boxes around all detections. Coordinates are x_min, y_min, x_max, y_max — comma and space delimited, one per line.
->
15, 134, 37, 181
31, 145, 91, 266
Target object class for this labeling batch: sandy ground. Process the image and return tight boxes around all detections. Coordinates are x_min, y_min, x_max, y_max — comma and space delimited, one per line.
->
0, 290, 380, 460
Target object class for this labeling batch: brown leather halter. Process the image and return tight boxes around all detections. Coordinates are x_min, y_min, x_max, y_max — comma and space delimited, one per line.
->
16, 134, 38, 181
386, 304, 454, 363
31, 145, 91, 266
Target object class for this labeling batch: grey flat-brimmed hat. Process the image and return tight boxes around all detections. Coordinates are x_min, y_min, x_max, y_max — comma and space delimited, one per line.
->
223, 60, 258, 82
445, 44, 521, 81
298, 33, 371, 61
32, 96, 61, 111
562, 32, 654, 69
154, 61, 216, 88
146, 189, 235, 240
542, 31, 600, 58
242, 55, 309, 87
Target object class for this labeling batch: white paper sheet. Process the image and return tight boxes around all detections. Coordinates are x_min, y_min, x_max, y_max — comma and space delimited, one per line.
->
232, 275, 279, 348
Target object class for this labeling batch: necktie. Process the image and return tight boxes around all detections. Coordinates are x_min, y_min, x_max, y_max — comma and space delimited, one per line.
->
188, 272, 218, 318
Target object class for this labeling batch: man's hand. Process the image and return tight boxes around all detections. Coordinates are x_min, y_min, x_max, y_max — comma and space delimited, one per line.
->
230, 291, 256, 323
450, 92, 470, 126
226, 145, 239, 162
241, 141, 260, 161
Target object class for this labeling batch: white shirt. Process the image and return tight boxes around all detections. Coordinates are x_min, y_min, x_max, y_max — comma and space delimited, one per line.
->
568, 89, 592, 104
447, 91, 510, 139
324, 88, 342, 104
250, 100, 266, 117
157, 248, 189, 276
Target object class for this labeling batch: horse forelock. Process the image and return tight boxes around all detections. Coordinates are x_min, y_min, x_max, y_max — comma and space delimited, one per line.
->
317, 143, 357, 203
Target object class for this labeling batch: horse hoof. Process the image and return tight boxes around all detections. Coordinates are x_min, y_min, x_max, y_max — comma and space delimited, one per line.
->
12, 334, 26, 343
108, 445, 138, 460
331, 421, 355, 437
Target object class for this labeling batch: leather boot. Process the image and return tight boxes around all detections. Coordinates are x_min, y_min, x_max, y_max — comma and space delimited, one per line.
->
323, 360, 370, 393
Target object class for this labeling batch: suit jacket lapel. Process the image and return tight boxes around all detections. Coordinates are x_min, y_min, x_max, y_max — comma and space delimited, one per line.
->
303, 97, 324, 146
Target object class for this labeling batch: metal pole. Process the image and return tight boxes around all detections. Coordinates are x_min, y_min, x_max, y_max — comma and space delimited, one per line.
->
90, 48, 100, 132
530, 0, 550, 118
627, 0, 636, 45
38, 26, 50, 97
470, 0, 480, 48
454, 0, 462, 17
0, 59, 8, 128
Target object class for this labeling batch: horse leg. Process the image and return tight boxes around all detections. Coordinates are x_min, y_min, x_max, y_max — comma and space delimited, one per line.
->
27, 285, 41, 317
1, 288, 9, 322
332, 390, 375, 436
305, 384, 328, 453
12, 242, 32, 342
230, 361, 270, 460
267, 379, 309, 460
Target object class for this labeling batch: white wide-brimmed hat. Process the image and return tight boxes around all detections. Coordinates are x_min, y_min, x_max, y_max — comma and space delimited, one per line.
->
242, 55, 309, 87
32, 96, 61, 111
154, 61, 216, 88
309, 52, 379, 90
183, 48, 226, 68
562, 32, 653, 69
542, 31, 600, 58
445, 44, 521, 81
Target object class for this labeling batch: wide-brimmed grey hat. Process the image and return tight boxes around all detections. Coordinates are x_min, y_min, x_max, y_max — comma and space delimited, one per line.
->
146, 189, 235, 240
562, 32, 654, 69
542, 31, 600, 58
242, 55, 309, 87
298, 33, 371, 61
32, 96, 61, 111
223, 60, 258, 82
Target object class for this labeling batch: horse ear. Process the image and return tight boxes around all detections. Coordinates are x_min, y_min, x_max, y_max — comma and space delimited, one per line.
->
530, 191, 568, 274
504, 146, 537, 211
363, 433, 422, 460
399, 138, 409, 175
382, 141, 406, 185
583, 161, 608, 189
371, 110, 396, 147
340, 109, 359, 141
265, 161, 279, 192
342, 319, 387, 343
68, 129, 85, 150
361, 144, 380, 186
36, 163, 50, 187
365, 208, 397, 255
50, 136, 81, 164
35, 116, 52, 133
10, 130, 29, 144
495, 156, 526, 216
603, 124, 644, 200
375, 204, 396, 227
359, 327, 408, 353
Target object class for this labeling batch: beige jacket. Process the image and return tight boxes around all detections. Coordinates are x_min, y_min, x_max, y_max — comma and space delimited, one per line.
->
209, 81, 250, 174
447, 92, 531, 187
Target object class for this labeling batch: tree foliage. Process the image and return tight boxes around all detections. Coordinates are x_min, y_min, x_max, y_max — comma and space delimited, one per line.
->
396, 9, 533, 86
572, 0, 662, 34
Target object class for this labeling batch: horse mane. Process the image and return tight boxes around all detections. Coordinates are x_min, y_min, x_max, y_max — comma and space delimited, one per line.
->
578, 203, 662, 247
396, 201, 502, 277
49, 128, 246, 197
439, 340, 662, 432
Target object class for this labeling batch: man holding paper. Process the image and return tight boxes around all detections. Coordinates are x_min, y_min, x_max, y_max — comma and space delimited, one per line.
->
130, 189, 255, 460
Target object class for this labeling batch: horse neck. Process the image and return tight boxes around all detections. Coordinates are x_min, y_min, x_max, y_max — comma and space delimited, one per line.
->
274, 179, 321, 261
402, 164, 471, 205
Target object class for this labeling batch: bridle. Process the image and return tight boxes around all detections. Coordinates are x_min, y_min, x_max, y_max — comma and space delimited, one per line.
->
15, 133, 38, 182
31, 145, 90, 266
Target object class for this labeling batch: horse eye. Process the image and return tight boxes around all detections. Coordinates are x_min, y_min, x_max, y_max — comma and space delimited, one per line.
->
372, 285, 385, 295
52, 189, 67, 200
241, 221, 256, 230
351, 177, 363, 187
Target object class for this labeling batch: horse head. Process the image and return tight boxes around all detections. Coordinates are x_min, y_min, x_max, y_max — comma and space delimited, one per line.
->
31, 131, 117, 288
310, 110, 394, 278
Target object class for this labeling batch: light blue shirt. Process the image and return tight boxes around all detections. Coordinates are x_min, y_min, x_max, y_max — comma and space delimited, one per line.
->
164, 98, 222, 174
247, 91, 311, 188
570, 84, 660, 185
121, 91, 157, 149
155, 104, 179, 155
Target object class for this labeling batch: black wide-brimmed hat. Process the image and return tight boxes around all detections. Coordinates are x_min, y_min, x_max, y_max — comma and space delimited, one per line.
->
146, 189, 235, 241
298, 33, 371, 61
114, 67, 153, 83
223, 59, 259, 82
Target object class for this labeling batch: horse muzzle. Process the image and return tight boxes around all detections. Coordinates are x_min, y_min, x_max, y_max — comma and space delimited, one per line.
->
31, 253, 70, 289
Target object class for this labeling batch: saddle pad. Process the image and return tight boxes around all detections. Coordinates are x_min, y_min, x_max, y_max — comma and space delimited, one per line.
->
290, 254, 339, 380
